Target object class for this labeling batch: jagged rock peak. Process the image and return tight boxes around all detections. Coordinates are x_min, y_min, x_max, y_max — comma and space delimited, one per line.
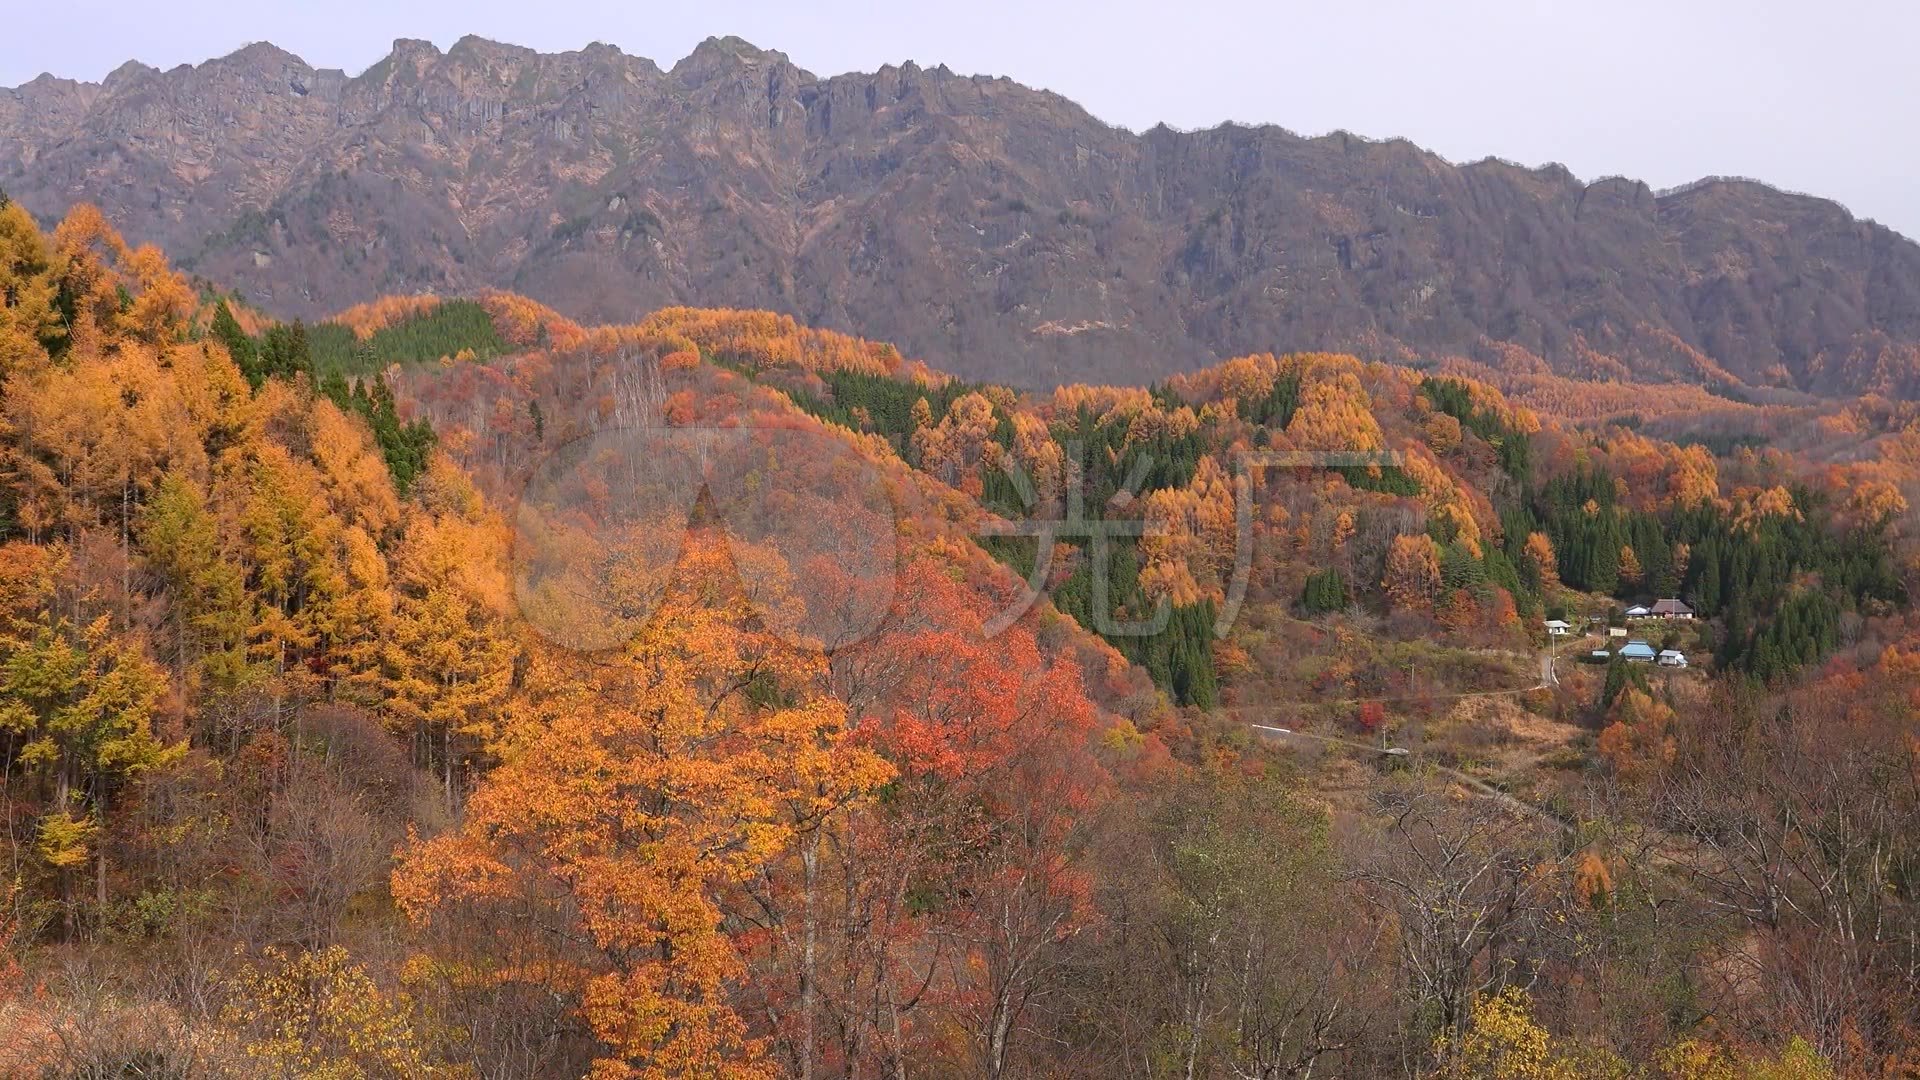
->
10, 72, 92, 95
389, 37, 443, 59
218, 42, 311, 69
447, 35, 538, 62
674, 35, 801, 79
101, 59, 158, 91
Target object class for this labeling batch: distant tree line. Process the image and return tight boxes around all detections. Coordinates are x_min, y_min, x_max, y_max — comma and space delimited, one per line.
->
307, 299, 507, 376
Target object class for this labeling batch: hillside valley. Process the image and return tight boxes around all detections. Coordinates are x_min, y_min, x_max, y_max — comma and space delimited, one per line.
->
2, 199, 1919, 1075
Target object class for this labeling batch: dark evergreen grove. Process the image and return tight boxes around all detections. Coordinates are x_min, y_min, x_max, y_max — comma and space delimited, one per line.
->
1302, 569, 1348, 615
319, 371, 439, 496
309, 300, 508, 375
206, 299, 441, 495
1520, 466, 1901, 680
1422, 376, 1533, 483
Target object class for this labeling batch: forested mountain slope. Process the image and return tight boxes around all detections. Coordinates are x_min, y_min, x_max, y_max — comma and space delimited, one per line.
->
3, 201, 1919, 1077
5, 36, 1920, 393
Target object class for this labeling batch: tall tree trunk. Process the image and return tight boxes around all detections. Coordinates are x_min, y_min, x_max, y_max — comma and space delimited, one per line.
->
1184, 972, 1204, 1080
801, 828, 820, 1080
889, 999, 909, 1080
94, 788, 108, 910
120, 480, 131, 625
56, 769, 75, 938
987, 986, 1014, 1080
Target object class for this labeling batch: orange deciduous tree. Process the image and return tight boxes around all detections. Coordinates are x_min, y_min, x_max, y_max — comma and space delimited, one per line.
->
1524, 532, 1560, 593
1383, 534, 1442, 613
393, 533, 892, 1079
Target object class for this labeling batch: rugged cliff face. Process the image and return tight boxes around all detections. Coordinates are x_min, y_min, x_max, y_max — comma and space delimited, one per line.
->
6, 34, 1920, 392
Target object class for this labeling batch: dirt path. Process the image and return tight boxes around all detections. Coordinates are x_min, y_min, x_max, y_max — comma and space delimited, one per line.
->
1246, 722, 1577, 833
1228, 634, 1586, 833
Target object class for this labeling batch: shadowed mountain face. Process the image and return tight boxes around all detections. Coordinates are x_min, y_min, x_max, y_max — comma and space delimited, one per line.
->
6, 35, 1920, 392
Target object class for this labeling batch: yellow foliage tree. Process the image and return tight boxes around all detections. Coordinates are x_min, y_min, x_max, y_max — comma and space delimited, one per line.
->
1432, 988, 1621, 1079
1668, 445, 1719, 509
1285, 371, 1384, 452
1137, 455, 1236, 605
1658, 1036, 1835, 1080
1732, 485, 1801, 532
911, 391, 1000, 490
0, 199, 63, 373
1425, 411, 1464, 454
1619, 545, 1644, 588
223, 945, 468, 1080
379, 459, 516, 797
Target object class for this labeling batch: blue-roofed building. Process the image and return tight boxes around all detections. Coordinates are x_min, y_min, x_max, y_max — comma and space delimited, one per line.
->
1620, 640, 1657, 663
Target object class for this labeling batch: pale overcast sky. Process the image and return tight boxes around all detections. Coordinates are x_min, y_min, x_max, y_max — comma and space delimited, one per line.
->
5, 0, 1917, 240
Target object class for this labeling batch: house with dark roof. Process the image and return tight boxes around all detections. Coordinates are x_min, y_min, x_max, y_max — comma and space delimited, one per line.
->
1651, 598, 1694, 619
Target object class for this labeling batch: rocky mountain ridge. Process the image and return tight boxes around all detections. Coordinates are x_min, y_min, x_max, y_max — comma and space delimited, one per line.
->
6, 34, 1919, 392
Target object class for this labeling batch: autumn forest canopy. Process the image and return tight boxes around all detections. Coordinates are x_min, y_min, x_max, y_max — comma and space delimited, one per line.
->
3, 199, 1920, 1079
